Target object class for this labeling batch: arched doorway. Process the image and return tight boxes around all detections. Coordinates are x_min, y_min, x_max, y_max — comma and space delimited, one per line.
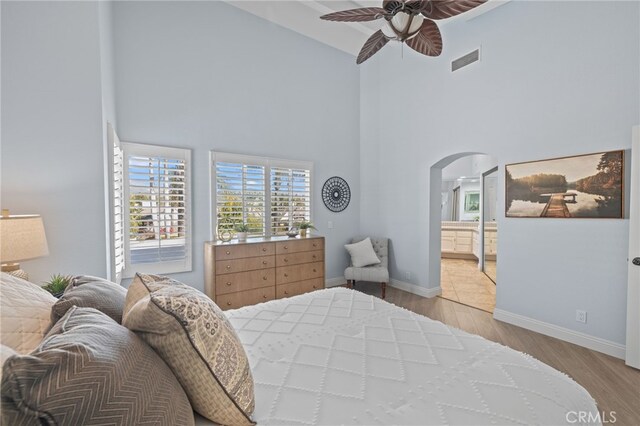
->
430, 153, 498, 312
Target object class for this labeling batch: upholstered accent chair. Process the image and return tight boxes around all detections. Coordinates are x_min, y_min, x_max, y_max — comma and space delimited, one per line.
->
345, 237, 389, 299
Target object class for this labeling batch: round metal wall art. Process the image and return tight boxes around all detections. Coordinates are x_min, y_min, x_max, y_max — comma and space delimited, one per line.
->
322, 176, 351, 212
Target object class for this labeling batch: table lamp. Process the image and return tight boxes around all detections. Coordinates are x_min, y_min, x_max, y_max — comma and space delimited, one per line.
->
0, 209, 49, 281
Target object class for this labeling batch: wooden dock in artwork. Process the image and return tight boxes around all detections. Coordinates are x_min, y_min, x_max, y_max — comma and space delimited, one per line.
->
540, 192, 577, 217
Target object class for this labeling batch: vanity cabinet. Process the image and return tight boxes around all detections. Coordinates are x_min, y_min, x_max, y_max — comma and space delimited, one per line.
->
442, 229, 475, 255
205, 236, 325, 310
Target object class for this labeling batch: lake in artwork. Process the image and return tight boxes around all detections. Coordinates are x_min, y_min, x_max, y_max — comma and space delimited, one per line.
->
506, 151, 624, 218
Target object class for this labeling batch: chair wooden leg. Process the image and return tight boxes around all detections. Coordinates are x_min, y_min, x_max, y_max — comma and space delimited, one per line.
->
381, 282, 386, 299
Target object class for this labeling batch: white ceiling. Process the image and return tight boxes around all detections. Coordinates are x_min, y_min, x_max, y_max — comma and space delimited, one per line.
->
226, 0, 510, 56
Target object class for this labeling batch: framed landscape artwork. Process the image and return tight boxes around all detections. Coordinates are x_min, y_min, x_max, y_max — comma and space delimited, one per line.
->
506, 150, 624, 218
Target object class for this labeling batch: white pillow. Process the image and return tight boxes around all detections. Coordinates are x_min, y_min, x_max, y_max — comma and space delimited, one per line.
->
345, 237, 381, 268
0, 272, 56, 354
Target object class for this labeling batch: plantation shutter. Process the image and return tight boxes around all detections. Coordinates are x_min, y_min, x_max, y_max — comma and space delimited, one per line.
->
120, 142, 191, 277
214, 161, 266, 237
108, 123, 125, 284
270, 167, 311, 235
212, 153, 312, 240
113, 130, 125, 281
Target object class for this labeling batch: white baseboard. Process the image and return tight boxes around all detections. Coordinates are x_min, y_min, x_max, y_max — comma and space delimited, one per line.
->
390, 279, 441, 298
493, 308, 625, 359
325, 277, 346, 288
325, 277, 440, 299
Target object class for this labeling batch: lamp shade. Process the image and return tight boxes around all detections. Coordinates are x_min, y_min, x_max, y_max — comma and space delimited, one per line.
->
0, 215, 49, 263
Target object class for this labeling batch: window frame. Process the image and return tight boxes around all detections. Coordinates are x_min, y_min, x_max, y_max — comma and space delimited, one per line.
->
210, 151, 313, 240
120, 141, 193, 278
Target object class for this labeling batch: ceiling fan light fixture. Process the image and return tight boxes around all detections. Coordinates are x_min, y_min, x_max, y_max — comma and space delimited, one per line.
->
389, 12, 423, 41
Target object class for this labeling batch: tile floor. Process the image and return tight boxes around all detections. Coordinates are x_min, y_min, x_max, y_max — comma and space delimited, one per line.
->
440, 258, 496, 312
484, 259, 497, 283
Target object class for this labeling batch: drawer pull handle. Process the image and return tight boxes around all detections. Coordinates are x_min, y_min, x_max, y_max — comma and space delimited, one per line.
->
284, 245, 288, 249
262, 261, 267, 265
262, 247, 267, 252
226, 265, 231, 269
284, 258, 288, 262
227, 302, 232, 306
284, 273, 288, 277
226, 282, 231, 286
263, 294, 267, 299
313, 269, 317, 273
284, 291, 289, 295
313, 285, 317, 289
226, 250, 231, 255
263, 276, 268, 281
313, 243, 317, 247
312, 255, 316, 259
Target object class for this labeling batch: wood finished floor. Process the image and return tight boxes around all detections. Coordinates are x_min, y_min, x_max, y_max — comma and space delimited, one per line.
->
350, 283, 640, 425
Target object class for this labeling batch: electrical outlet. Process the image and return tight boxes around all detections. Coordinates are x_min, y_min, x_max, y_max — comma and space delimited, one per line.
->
576, 310, 587, 324
405, 271, 411, 281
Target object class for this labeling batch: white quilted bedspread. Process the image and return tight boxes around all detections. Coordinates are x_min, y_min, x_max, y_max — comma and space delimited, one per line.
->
205, 288, 600, 425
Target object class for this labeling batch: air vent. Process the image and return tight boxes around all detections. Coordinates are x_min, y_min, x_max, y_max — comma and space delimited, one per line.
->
451, 48, 480, 72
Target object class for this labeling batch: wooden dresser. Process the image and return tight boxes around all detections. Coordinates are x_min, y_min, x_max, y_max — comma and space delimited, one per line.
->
204, 235, 325, 310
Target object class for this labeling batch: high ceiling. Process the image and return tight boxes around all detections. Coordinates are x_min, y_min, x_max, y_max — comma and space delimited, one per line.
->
226, 1, 510, 56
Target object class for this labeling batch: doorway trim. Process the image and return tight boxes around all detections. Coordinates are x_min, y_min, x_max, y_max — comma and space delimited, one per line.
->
429, 152, 487, 291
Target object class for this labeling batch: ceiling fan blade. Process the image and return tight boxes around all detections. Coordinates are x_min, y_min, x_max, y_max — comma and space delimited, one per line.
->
405, 20, 442, 56
357, 30, 390, 64
320, 7, 387, 22
421, 0, 488, 20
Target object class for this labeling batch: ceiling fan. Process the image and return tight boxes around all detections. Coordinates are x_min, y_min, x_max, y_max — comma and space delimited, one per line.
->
320, 0, 487, 64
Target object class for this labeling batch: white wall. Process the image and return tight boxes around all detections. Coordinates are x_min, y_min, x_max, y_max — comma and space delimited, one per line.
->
359, 0, 639, 345
1, 1, 107, 283
112, 1, 361, 290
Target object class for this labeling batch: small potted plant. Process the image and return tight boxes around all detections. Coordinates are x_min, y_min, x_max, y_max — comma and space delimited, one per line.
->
297, 221, 316, 237
234, 223, 249, 242
43, 274, 73, 298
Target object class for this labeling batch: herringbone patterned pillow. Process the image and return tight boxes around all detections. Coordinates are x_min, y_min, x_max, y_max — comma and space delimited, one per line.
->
1, 306, 194, 426
123, 273, 255, 425
51, 275, 127, 324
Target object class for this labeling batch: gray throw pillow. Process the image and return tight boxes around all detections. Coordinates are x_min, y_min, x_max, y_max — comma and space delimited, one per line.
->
51, 275, 127, 324
123, 273, 255, 425
1, 306, 194, 426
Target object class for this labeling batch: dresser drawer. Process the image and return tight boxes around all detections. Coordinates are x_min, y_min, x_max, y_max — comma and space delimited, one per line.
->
277, 261, 324, 284
275, 238, 323, 255
276, 278, 324, 299
215, 243, 274, 260
216, 268, 275, 295
217, 287, 276, 310
276, 250, 323, 267
216, 256, 275, 275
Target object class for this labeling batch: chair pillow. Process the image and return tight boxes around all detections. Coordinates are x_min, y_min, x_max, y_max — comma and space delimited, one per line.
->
345, 237, 381, 267
1, 306, 194, 426
123, 273, 255, 425
0, 272, 56, 354
51, 275, 127, 324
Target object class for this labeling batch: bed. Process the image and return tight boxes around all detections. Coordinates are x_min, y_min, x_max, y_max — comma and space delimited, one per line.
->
195, 287, 599, 425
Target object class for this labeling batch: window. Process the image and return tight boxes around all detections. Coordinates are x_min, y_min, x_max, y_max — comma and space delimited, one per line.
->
211, 152, 312, 239
111, 140, 192, 279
